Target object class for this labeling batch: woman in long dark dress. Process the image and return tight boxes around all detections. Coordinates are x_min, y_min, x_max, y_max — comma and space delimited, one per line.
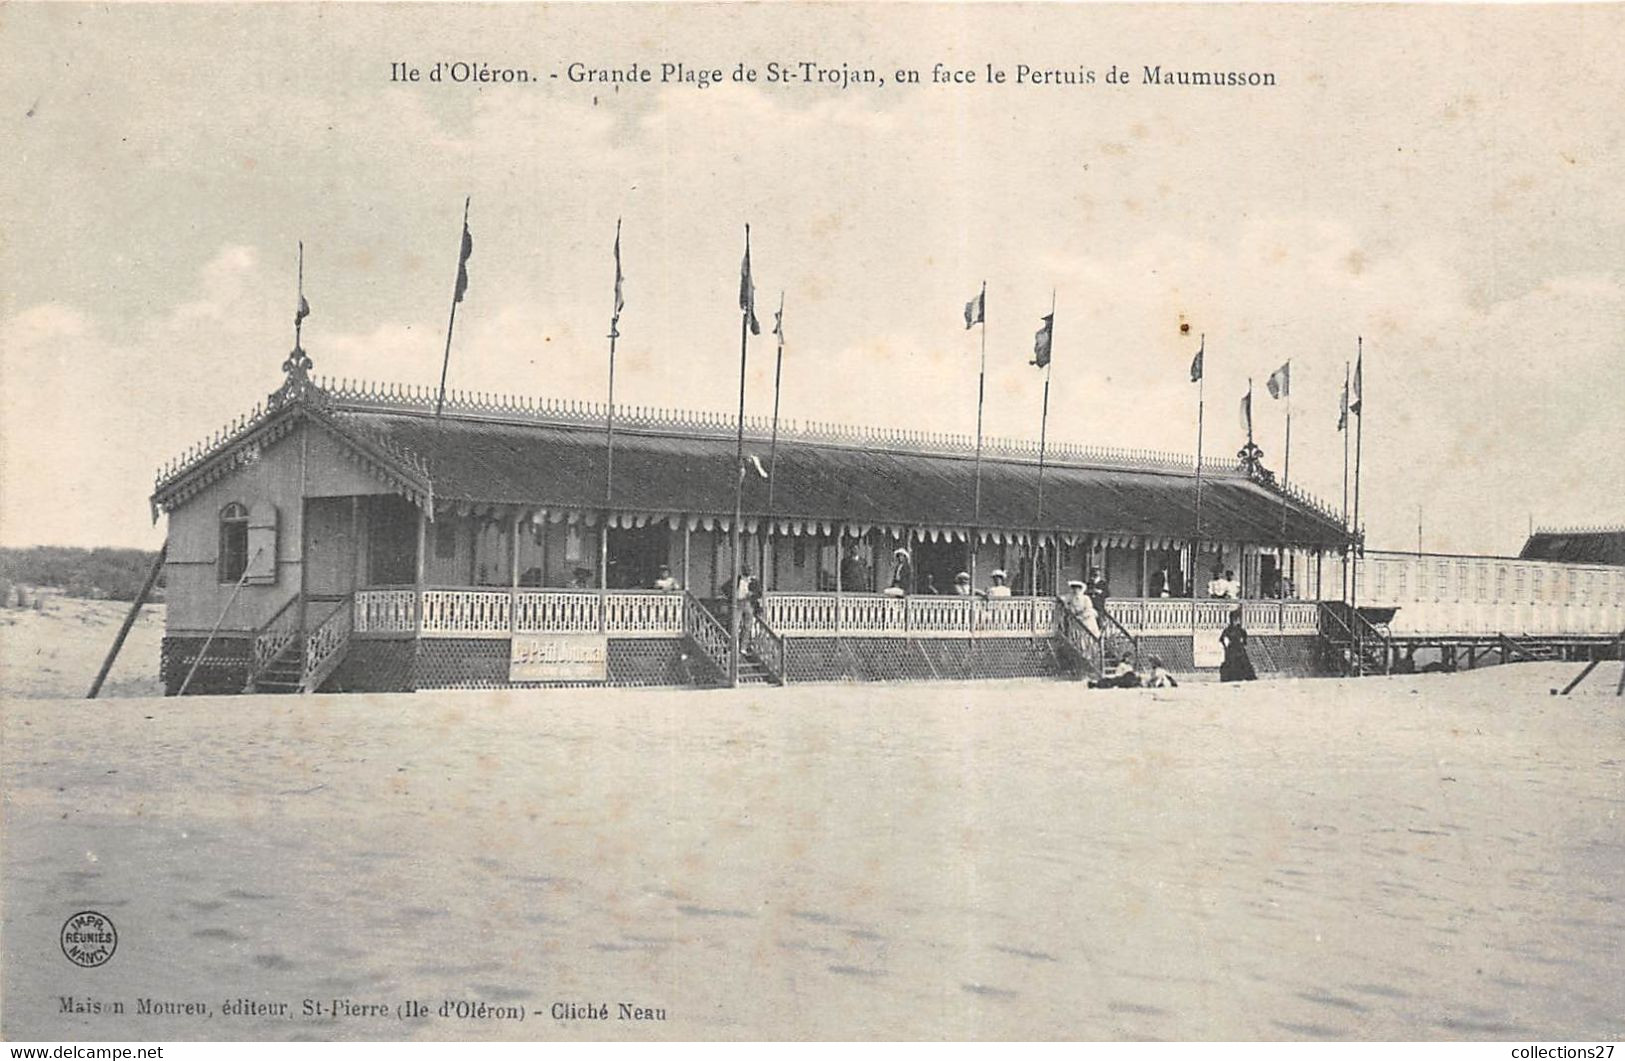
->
1219, 609, 1258, 682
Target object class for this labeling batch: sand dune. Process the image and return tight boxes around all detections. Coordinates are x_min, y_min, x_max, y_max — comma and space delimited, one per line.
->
0, 596, 163, 700
2, 665, 1621, 1040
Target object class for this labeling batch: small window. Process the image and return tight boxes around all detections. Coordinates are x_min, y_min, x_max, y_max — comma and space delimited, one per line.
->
218, 503, 249, 583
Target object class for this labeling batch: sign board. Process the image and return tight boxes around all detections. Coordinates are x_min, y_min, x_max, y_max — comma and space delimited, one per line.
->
1193, 638, 1225, 669
509, 635, 609, 683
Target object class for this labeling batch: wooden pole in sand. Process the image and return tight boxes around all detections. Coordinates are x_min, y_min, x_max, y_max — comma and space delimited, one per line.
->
87, 542, 168, 699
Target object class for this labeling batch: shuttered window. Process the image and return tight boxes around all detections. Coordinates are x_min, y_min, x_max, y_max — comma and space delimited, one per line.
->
244, 503, 278, 584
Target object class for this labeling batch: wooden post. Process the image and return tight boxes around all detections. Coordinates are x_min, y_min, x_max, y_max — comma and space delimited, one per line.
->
682, 520, 691, 594
414, 509, 427, 637
88, 542, 168, 699
510, 510, 521, 635
349, 496, 362, 594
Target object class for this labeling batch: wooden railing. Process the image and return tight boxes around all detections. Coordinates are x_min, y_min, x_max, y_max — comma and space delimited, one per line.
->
682, 591, 731, 676
353, 587, 1328, 642
761, 593, 1059, 638
354, 587, 416, 634
354, 587, 687, 639
1105, 598, 1320, 636
1056, 610, 1105, 678
247, 594, 303, 687
302, 598, 353, 692
748, 619, 788, 684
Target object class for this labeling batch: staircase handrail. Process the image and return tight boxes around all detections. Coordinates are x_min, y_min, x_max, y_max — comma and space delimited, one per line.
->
682, 591, 731, 677
1056, 609, 1104, 678
1100, 607, 1142, 665
748, 617, 787, 685
246, 592, 303, 690
301, 597, 353, 693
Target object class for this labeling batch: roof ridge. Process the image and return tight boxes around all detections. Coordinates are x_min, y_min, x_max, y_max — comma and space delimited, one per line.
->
316, 374, 1248, 474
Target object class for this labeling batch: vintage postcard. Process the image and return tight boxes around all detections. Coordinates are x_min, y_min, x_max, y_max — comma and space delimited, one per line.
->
2, 1, 1622, 1045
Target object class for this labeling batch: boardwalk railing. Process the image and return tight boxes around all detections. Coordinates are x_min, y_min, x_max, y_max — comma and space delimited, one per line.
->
1106, 598, 1321, 636
761, 593, 1059, 638
355, 588, 1325, 640
355, 587, 687, 639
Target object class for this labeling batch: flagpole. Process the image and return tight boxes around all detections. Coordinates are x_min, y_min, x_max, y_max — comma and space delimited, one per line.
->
1279, 360, 1292, 544
1351, 336, 1366, 673
434, 197, 471, 425
1193, 334, 1205, 598
602, 218, 622, 627
762, 292, 785, 590
729, 225, 754, 689
971, 280, 987, 590
294, 241, 305, 352
1341, 359, 1351, 602
1034, 290, 1055, 600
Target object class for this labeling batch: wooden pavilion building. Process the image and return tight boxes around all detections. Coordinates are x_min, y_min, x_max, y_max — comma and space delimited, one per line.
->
152, 355, 1363, 693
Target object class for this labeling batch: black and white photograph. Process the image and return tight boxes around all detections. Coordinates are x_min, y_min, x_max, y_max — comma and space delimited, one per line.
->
2, 1, 1622, 1046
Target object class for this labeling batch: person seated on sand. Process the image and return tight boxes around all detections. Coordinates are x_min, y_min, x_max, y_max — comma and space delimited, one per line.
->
1090, 655, 1142, 689
1144, 655, 1178, 688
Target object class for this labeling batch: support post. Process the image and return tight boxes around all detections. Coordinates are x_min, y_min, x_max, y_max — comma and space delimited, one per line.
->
88, 542, 168, 699
414, 509, 427, 637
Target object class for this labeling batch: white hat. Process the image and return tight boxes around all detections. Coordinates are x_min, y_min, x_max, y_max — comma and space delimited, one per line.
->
955, 571, 971, 582
893, 547, 910, 558
1067, 579, 1085, 588
991, 569, 1007, 579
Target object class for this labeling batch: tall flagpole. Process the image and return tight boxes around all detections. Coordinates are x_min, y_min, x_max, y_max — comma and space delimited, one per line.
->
762, 292, 785, 589
1279, 359, 1292, 551
1193, 334, 1205, 597
1351, 337, 1366, 671
1033, 290, 1055, 599
729, 225, 758, 688
294, 241, 306, 352
602, 218, 623, 624
971, 280, 988, 590
434, 197, 472, 425
1341, 359, 1351, 601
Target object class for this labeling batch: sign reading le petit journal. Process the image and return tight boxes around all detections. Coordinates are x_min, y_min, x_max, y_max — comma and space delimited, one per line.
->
510, 635, 609, 683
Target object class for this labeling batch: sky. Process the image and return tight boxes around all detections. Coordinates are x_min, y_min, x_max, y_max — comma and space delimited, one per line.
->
3, 3, 1622, 555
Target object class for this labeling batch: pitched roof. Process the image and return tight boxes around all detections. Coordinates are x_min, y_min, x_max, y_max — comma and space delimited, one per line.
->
1519, 529, 1625, 567
154, 377, 1350, 547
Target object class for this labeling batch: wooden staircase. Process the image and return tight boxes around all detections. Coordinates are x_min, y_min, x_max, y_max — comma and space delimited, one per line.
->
245, 595, 353, 695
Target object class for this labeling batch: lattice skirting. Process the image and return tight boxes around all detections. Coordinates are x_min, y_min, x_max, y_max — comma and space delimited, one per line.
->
1248, 634, 1322, 678
161, 636, 251, 696
412, 637, 711, 690
783, 637, 1066, 683
324, 639, 418, 693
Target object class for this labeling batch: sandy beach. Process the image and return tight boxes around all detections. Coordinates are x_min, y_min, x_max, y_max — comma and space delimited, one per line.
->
2, 665, 1621, 1041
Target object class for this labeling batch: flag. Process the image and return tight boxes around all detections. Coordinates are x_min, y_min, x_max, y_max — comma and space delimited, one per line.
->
612, 221, 625, 315
1338, 377, 1349, 431
1239, 383, 1253, 436
295, 294, 310, 327
1351, 353, 1363, 415
453, 220, 473, 303
773, 292, 784, 343
1189, 337, 1204, 383
1031, 313, 1053, 367
1266, 360, 1291, 400
739, 225, 760, 336
964, 288, 984, 329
